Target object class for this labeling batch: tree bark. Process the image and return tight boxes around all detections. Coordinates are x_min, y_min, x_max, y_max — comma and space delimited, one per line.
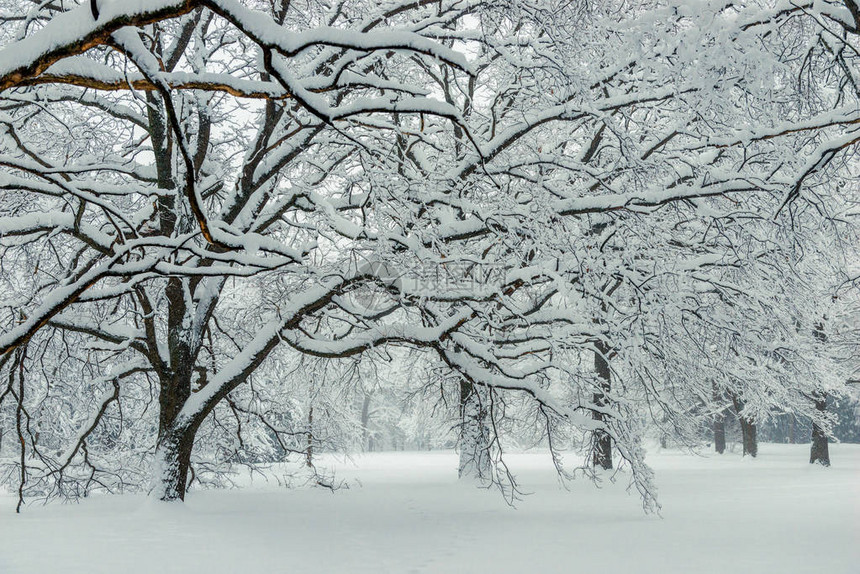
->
713, 410, 726, 454
151, 423, 196, 501
306, 405, 314, 468
789, 414, 797, 444
809, 323, 830, 466
810, 391, 830, 466
150, 348, 198, 501
360, 393, 372, 452
739, 418, 757, 457
730, 393, 757, 457
591, 341, 613, 470
713, 383, 725, 454
458, 379, 491, 481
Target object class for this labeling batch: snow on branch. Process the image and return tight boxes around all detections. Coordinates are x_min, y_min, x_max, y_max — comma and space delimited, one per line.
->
0, 0, 197, 91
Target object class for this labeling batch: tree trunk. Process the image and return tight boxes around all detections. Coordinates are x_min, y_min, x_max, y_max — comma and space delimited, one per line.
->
730, 393, 757, 457
713, 410, 726, 454
306, 405, 314, 468
739, 417, 757, 457
789, 414, 797, 444
810, 392, 830, 466
591, 341, 613, 470
360, 393, 372, 452
713, 384, 725, 454
151, 360, 196, 501
458, 379, 491, 481
151, 424, 196, 501
809, 323, 830, 466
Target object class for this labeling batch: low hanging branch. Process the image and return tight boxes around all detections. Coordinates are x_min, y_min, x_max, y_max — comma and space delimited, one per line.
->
54, 379, 121, 476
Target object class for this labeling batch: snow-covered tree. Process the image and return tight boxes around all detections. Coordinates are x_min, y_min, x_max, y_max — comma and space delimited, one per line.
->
0, 0, 857, 510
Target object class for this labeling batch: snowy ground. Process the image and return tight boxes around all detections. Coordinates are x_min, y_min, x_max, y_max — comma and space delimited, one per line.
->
1, 443, 858, 574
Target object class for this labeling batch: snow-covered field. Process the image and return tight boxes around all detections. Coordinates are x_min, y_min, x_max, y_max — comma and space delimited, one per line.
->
1, 443, 858, 574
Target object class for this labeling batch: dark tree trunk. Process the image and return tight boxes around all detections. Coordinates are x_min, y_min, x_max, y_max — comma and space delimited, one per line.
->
739, 417, 757, 457
458, 379, 491, 480
360, 393, 372, 452
306, 405, 314, 468
810, 392, 830, 466
713, 382, 726, 454
152, 423, 196, 501
152, 348, 198, 501
809, 323, 830, 466
592, 341, 613, 470
730, 393, 757, 457
713, 411, 726, 454
144, 91, 199, 502
789, 414, 797, 444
